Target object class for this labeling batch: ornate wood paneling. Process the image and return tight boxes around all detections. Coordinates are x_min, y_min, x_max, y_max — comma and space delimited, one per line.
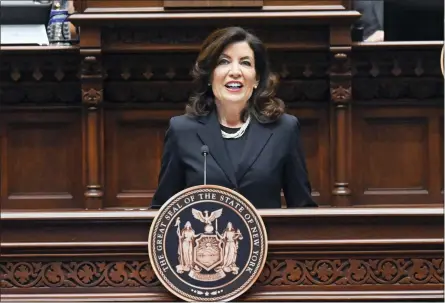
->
1, 208, 443, 301
0, 46, 443, 209
329, 34, 353, 207
0, 111, 83, 210
352, 109, 442, 205
0, 47, 80, 105
0, 48, 84, 210
0, 4, 443, 302
98, 50, 331, 208
351, 43, 444, 206
351, 44, 443, 102
2, 257, 443, 289
1, 260, 159, 289
104, 110, 181, 208
0, 33, 443, 212
101, 51, 330, 103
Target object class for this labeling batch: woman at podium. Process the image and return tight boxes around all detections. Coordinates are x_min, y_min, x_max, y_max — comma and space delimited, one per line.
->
151, 27, 317, 209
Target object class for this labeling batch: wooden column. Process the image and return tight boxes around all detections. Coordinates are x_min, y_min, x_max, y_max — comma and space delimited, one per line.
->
329, 25, 352, 206
80, 28, 104, 209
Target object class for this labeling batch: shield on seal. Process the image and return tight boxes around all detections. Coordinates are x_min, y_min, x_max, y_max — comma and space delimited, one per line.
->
194, 234, 223, 271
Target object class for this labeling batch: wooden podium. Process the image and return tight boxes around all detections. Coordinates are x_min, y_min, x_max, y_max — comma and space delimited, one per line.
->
0, 0, 443, 301
1, 207, 443, 301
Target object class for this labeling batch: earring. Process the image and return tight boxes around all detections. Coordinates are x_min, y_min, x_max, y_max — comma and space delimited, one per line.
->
208, 83, 211, 86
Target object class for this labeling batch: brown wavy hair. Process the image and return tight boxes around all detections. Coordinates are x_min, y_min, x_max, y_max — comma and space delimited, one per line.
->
186, 27, 284, 123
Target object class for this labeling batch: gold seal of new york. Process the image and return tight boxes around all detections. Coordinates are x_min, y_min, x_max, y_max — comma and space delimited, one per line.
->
148, 185, 268, 302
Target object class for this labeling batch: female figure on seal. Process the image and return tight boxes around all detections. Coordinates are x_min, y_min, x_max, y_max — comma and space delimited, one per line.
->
176, 221, 196, 272
221, 222, 243, 274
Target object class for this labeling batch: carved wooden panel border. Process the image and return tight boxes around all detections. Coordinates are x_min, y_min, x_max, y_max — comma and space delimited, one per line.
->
258, 258, 444, 286
2, 258, 443, 289
0, 51, 81, 105
352, 47, 443, 102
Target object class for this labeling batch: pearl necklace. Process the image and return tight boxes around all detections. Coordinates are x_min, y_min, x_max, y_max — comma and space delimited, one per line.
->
221, 115, 251, 139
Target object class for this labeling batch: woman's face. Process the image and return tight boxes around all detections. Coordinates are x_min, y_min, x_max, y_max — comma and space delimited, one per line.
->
211, 41, 258, 107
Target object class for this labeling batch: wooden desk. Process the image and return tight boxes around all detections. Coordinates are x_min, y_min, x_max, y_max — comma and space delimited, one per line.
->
1, 207, 443, 301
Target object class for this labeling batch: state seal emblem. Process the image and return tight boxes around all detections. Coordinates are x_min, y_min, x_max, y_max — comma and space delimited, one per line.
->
148, 185, 268, 302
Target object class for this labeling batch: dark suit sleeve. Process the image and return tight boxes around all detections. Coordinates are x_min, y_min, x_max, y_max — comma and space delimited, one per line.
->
151, 119, 185, 209
282, 117, 318, 208
353, 0, 384, 40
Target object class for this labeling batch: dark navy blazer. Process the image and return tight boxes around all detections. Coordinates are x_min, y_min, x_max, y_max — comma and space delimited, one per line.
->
151, 110, 317, 209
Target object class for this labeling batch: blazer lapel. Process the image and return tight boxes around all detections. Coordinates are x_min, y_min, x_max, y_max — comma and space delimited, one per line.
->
197, 111, 238, 187
236, 119, 273, 182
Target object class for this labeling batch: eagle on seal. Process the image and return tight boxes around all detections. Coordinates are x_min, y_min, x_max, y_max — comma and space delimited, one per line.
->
192, 208, 223, 233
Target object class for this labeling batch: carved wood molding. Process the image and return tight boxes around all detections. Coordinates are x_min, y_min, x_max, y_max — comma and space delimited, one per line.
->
2, 258, 443, 289
329, 47, 352, 206
80, 55, 104, 108
69, 11, 360, 27
330, 51, 352, 105
0, 50, 81, 105
353, 78, 443, 101
1, 261, 159, 288
101, 26, 328, 52
0, 46, 442, 106
0, 84, 81, 105
79, 44, 105, 208
81, 87, 103, 106
259, 258, 444, 286
352, 45, 444, 102
164, 0, 263, 9
0, 51, 80, 83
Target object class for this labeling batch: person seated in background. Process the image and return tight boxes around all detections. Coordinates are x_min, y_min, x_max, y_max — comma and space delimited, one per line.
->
352, 0, 384, 42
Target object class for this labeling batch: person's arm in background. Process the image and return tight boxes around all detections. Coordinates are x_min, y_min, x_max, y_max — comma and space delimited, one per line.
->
353, 0, 384, 42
